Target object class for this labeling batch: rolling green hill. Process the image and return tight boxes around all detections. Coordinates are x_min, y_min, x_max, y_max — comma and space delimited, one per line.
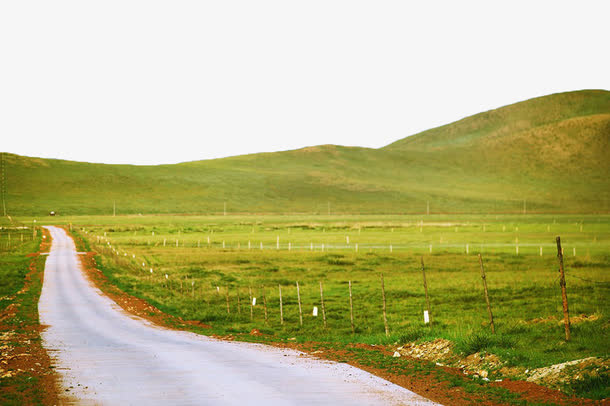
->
2, 89, 609, 215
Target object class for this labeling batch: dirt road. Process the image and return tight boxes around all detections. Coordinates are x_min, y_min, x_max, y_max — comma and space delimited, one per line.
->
39, 226, 437, 405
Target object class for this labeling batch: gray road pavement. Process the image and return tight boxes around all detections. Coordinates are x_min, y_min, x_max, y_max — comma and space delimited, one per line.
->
39, 226, 437, 405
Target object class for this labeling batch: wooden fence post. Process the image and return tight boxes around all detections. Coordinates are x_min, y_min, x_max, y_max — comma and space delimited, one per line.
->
381, 273, 389, 337
262, 285, 268, 325
556, 237, 571, 341
421, 257, 431, 325
478, 254, 495, 333
249, 286, 253, 321
279, 284, 284, 325
349, 280, 355, 333
296, 281, 303, 327
319, 281, 327, 329
237, 287, 241, 314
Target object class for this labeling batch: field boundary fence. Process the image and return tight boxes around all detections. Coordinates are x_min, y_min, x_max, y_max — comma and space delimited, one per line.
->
82, 228, 609, 342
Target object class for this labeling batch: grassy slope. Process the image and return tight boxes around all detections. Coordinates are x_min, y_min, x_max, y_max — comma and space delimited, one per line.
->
3, 89, 609, 215
383, 90, 610, 201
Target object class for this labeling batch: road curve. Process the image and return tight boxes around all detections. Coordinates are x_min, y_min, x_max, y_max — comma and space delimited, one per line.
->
39, 226, 437, 405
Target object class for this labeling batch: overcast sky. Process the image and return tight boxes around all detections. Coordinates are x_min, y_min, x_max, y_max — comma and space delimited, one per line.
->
1, 1, 608, 165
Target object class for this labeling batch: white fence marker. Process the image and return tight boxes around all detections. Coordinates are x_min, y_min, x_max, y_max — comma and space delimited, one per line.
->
313, 306, 318, 316
252, 297, 257, 306
424, 310, 430, 324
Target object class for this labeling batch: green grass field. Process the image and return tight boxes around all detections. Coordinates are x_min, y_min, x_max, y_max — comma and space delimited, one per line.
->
32, 214, 609, 376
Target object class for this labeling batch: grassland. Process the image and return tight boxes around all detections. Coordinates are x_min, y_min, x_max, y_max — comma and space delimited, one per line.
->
33, 214, 609, 373
3, 89, 610, 216
0, 221, 57, 405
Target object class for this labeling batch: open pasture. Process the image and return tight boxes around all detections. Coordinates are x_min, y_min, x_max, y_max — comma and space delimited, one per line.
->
34, 214, 610, 369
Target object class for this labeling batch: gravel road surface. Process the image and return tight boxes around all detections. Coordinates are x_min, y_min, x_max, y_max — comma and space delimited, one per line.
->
39, 226, 437, 405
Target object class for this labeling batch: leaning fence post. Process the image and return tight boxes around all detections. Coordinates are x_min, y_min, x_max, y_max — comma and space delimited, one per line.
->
249, 286, 254, 321
237, 287, 241, 314
556, 236, 571, 341
279, 284, 284, 325
421, 257, 431, 325
478, 254, 495, 333
296, 281, 303, 327
348, 280, 355, 334
319, 281, 327, 329
381, 273, 389, 337
262, 285, 268, 325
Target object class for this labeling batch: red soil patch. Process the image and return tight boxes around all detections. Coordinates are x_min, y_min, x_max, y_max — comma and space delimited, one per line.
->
493, 379, 608, 406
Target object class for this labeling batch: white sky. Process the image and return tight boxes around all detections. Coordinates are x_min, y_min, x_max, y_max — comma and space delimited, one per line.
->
1, 1, 608, 165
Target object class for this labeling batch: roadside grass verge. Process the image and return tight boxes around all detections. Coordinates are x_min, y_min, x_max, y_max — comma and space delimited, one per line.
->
0, 226, 57, 405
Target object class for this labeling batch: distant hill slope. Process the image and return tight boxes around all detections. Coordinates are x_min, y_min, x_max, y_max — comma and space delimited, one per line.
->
3, 90, 609, 216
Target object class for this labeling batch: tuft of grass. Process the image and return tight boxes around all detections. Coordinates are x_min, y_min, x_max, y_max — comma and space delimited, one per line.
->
455, 331, 517, 355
